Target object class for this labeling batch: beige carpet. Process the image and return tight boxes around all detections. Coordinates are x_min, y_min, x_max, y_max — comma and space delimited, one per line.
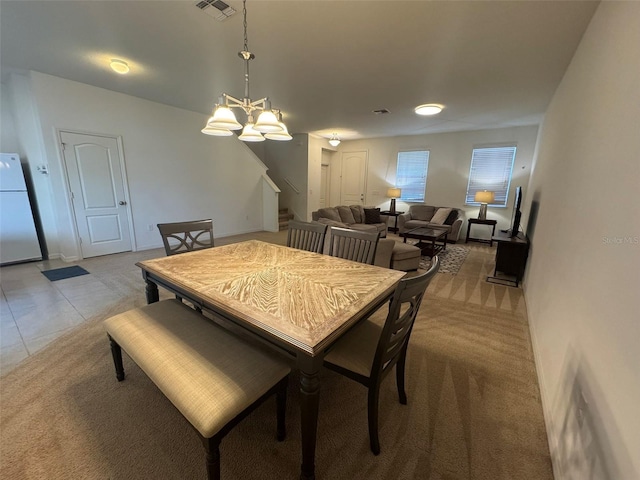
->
0, 278, 553, 480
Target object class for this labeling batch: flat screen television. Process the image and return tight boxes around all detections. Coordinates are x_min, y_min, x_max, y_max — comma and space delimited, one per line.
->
509, 186, 523, 237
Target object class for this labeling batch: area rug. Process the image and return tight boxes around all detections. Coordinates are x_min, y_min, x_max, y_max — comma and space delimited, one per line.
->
41, 265, 89, 281
418, 244, 471, 274
0, 295, 553, 480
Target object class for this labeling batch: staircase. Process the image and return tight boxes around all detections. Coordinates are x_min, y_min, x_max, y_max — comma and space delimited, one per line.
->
278, 209, 294, 231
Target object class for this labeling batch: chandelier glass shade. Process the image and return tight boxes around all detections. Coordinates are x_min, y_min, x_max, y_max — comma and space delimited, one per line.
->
238, 116, 266, 142
202, 0, 290, 141
207, 105, 243, 130
264, 112, 292, 141
201, 123, 234, 136
328, 133, 341, 147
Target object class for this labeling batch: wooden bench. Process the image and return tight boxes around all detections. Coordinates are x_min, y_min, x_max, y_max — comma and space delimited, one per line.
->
104, 299, 290, 480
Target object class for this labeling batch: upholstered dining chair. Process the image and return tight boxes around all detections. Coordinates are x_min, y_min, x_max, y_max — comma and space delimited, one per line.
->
327, 227, 379, 265
157, 219, 214, 256
287, 220, 328, 253
323, 256, 440, 455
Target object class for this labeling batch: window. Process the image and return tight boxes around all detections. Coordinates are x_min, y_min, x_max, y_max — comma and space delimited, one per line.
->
465, 145, 516, 206
396, 150, 429, 202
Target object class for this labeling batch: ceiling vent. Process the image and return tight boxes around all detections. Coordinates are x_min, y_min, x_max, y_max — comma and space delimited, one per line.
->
373, 109, 390, 115
195, 0, 236, 21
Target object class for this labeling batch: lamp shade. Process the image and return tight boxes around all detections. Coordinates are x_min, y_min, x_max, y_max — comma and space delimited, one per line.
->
264, 122, 292, 141
208, 106, 243, 130
474, 190, 495, 204
254, 110, 283, 133
201, 125, 233, 136
387, 187, 402, 199
238, 122, 265, 142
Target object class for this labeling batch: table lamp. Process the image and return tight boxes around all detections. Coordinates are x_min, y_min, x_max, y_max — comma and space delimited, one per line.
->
474, 190, 495, 220
387, 187, 401, 214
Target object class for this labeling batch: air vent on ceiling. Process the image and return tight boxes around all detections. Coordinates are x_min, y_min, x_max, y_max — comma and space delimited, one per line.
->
195, 0, 236, 22
373, 109, 390, 115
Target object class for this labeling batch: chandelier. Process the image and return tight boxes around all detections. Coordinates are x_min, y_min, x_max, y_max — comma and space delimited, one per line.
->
201, 0, 291, 142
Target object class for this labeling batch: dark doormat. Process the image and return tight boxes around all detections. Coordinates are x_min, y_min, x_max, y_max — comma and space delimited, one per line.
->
41, 266, 90, 282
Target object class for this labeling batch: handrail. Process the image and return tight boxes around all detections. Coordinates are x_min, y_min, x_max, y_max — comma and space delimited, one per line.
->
262, 174, 281, 193
283, 177, 300, 194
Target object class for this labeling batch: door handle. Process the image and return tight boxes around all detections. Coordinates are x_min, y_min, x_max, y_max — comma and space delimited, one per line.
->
119, 201, 127, 206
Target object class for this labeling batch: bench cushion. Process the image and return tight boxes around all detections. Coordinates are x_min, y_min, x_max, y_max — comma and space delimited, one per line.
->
104, 300, 290, 438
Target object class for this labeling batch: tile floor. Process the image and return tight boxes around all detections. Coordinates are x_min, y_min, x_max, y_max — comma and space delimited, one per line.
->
0, 230, 288, 374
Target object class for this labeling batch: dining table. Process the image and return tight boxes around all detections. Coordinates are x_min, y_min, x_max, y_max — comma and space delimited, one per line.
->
136, 240, 405, 479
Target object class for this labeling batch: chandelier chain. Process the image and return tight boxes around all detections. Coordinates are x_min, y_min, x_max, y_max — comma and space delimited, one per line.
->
243, 0, 248, 52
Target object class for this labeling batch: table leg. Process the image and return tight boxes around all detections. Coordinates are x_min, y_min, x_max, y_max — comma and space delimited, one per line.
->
143, 273, 159, 304
298, 355, 322, 480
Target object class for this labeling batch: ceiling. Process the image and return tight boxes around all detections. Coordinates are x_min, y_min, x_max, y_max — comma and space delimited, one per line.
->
0, 0, 599, 141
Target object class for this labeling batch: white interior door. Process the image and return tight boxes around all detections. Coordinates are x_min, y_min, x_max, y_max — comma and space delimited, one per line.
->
320, 164, 330, 208
61, 132, 132, 258
340, 151, 367, 205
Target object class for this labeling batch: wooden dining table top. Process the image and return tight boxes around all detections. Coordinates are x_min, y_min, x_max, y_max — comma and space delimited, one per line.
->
136, 240, 405, 356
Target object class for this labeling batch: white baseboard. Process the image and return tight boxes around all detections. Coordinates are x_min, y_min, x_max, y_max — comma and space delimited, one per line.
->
59, 253, 79, 263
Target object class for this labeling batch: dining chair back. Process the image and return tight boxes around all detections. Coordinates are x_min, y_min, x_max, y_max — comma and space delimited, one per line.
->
323, 256, 440, 454
287, 221, 328, 253
157, 219, 214, 256
327, 227, 379, 265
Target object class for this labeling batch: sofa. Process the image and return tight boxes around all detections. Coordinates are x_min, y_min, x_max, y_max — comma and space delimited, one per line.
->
398, 205, 464, 243
312, 205, 388, 238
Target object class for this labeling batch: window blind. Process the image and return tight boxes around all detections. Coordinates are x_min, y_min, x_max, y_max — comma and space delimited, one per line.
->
396, 150, 429, 202
465, 146, 516, 206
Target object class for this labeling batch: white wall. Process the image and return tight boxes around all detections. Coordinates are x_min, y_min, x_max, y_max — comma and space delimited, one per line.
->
9, 71, 269, 260
1, 82, 21, 154
524, 2, 640, 479
263, 134, 309, 221
6, 73, 61, 256
332, 125, 538, 238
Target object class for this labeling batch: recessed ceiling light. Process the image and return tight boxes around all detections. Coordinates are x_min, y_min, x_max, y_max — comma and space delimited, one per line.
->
110, 59, 130, 74
414, 104, 444, 116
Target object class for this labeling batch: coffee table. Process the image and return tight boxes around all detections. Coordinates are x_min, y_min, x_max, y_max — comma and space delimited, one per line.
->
402, 227, 448, 256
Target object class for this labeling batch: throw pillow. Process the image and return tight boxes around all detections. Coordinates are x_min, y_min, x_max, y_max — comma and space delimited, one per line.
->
410, 205, 436, 221
430, 207, 452, 225
317, 207, 342, 223
337, 206, 356, 224
349, 205, 363, 224
364, 208, 382, 224
444, 209, 459, 225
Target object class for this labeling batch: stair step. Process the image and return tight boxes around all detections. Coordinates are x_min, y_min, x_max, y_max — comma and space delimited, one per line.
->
278, 210, 294, 230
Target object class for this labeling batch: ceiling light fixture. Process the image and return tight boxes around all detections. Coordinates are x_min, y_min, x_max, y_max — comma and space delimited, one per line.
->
110, 59, 130, 74
328, 133, 341, 147
414, 104, 444, 116
203, 0, 290, 142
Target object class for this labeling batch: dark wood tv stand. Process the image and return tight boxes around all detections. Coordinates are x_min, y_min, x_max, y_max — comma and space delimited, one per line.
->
487, 231, 529, 287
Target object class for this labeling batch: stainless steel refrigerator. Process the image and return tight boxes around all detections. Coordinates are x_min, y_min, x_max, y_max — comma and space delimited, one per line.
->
0, 153, 42, 265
